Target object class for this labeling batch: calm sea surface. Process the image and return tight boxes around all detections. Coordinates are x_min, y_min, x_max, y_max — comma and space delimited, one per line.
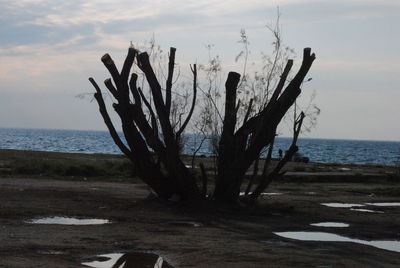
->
0, 128, 399, 166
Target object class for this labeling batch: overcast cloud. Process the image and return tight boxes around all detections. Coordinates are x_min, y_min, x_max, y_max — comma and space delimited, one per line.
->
0, 0, 399, 141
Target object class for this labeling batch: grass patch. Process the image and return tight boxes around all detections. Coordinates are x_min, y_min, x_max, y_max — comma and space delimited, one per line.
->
5, 158, 134, 178
0, 149, 136, 181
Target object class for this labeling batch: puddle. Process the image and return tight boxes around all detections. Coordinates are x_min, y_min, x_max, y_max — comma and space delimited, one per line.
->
167, 221, 202, 227
311, 222, 349, 228
82, 253, 123, 268
274, 231, 400, 253
366, 202, 400, 207
26, 216, 110, 225
321, 203, 364, 208
350, 208, 384, 213
322, 202, 400, 209
82, 252, 173, 268
239, 192, 283, 196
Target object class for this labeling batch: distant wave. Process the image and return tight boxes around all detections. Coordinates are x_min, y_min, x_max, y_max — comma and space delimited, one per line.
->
1, 128, 399, 166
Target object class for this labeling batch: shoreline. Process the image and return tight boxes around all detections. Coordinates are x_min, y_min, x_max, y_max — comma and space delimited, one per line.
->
1, 149, 398, 183
2, 128, 399, 166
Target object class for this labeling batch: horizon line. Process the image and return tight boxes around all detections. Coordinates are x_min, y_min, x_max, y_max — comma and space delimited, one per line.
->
1, 126, 399, 143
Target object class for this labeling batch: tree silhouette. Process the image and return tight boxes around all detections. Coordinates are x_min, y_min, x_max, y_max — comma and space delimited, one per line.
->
89, 46, 315, 204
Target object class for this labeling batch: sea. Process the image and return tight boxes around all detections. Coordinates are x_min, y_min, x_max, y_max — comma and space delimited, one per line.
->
0, 128, 399, 166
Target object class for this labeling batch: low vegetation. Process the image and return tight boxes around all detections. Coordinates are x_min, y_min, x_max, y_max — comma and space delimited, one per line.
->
1, 149, 398, 187
0, 149, 135, 182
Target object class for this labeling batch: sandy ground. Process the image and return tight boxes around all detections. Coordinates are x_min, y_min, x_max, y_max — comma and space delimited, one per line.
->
1, 176, 400, 268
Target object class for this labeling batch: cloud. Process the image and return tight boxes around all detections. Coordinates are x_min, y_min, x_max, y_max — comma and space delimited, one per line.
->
316, 59, 400, 73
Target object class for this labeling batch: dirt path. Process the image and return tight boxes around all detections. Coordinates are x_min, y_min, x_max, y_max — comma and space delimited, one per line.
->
1, 177, 400, 267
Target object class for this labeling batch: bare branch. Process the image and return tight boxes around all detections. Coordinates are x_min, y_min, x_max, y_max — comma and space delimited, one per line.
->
197, 85, 224, 122
177, 64, 197, 137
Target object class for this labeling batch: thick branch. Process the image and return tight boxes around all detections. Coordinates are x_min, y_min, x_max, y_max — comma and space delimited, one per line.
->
101, 54, 129, 105
137, 87, 159, 137
277, 48, 315, 106
222, 72, 241, 138
89, 77, 132, 158
101, 54, 121, 90
236, 59, 293, 136
104, 78, 119, 99
269, 59, 293, 103
137, 52, 175, 147
166, 47, 176, 116
251, 112, 305, 201
129, 103, 165, 152
121, 47, 137, 83
214, 72, 241, 199
242, 48, 315, 166
214, 48, 315, 202
129, 73, 141, 107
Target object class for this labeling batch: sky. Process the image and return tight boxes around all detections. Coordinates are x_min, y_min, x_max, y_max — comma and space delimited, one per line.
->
0, 0, 399, 141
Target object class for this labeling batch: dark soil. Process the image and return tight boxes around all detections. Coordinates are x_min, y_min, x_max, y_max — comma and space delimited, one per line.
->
0, 150, 399, 267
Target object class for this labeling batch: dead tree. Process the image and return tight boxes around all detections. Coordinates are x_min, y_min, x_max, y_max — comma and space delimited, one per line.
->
89, 46, 315, 204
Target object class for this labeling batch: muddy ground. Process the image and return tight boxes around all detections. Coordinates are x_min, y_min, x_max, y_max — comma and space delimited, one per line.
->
1, 178, 400, 267
0, 151, 400, 267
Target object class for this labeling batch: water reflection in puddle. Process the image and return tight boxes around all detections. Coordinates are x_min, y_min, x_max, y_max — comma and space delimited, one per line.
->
366, 202, 400, 207
27, 217, 110, 225
261, 192, 284, 196
239, 192, 284, 196
322, 202, 400, 209
274, 231, 400, 253
82, 253, 122, 268
82, 252, 173, 268
350, 208, 384, 213
321, 203, 365, 208
311, 222, 349, 228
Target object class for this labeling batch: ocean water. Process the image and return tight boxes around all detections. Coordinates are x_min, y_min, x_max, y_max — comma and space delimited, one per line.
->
0, 128, 399, 166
